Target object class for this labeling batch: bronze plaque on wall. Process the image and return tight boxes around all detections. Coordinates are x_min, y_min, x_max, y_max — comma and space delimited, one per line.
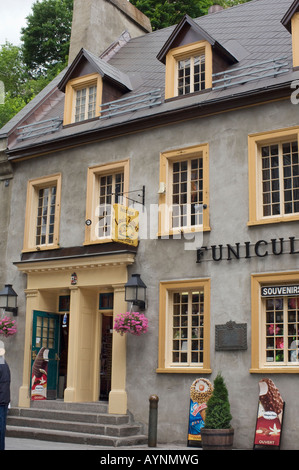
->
215, 321, 247, 351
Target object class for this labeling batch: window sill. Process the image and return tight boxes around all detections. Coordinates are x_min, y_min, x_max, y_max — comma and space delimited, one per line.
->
157, 226, 211, 238
22, 244, 60, 253
248, 215, 299, 226
156, 367, 212, 374
250, 367, 299, 374
83, 239, 113, 246
164, 87, 212, 103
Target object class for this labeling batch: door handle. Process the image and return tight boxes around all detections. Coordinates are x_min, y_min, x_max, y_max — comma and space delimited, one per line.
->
55, 353, 60, 361
32, 350, 37, 361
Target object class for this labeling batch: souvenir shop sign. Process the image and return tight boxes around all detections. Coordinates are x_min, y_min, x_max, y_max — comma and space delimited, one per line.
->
261, 285, 299, 297
187, 378, 213, 447
254, 378, 285, 449
112, 204, 139, 247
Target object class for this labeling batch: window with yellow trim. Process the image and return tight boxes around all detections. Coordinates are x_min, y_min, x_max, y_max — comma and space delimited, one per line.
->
248, 127, 299, 225
251, 272, 299, 374
157, 279, 211, 374
84, 160, 130, 244
23, 174, 61, 252
74, 84, 97, 122
63, 73, 102, 125
165, 41, 212, 100
158, 144, 210, 237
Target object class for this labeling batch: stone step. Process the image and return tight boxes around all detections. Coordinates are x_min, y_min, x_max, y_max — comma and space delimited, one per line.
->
6, 425, 148, 447
6, 401, 147, 447
8, 406, 130, 426
7, 415, 143, 437
30, 399, 109, 413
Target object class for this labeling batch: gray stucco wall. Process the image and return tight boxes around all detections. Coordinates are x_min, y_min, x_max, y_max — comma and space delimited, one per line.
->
4, 96, 299, 448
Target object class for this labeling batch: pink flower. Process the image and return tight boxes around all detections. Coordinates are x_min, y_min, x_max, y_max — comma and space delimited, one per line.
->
276, 338, 284, 349
268, 324, 279, 335
114, 312, 148, 336
0, 316, 17, 336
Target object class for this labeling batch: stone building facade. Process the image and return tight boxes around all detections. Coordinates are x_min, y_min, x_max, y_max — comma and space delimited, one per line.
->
1, 0, 299, 449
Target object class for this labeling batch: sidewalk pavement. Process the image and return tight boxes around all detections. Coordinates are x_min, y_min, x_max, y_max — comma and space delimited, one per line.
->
5, 436, 192, 451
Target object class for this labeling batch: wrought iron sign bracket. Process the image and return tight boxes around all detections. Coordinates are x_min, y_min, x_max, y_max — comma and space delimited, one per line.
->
114, 185, 145, 206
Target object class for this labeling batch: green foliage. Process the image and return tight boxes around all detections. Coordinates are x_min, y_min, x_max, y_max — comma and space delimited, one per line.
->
0, 40, 56, 128
130, 0, 213, 30
0, 0, 72, 127
0, 42, 27, 97
21, 0, 73, 76
129, 0, 252, 30
0, 93, 27, 129
204, 373, 232, 429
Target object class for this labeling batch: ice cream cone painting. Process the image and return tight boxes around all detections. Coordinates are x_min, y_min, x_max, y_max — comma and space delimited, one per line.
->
188, 378, 213, 446
254, 378, 284, 449
31, 347, 49, 400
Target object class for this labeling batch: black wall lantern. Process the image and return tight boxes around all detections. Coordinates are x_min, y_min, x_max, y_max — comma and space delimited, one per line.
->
0, 284, 18, 316
125, 274, 147, 311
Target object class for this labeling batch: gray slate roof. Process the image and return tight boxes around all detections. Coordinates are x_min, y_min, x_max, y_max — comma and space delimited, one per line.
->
57, 48, 133, 92
1, 0, 299, 154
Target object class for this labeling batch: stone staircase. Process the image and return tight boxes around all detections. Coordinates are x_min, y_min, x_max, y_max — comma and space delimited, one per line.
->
6, 400, 148, 447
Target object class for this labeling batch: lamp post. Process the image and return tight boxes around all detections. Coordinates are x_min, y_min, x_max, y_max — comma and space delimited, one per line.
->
125, 274, 146, 311
0, 284, 18, 316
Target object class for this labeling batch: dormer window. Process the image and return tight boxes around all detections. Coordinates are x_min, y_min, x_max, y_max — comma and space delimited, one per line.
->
63, 73, 102, 125
157, 15, 237, 101
281, 0, 299, 69
177, 51, 205, 96
58, 48, 133, 126
165, 42, 212, 100
75, 83, 97, 122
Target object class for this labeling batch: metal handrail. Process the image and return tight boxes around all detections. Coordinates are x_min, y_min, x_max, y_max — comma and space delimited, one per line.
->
17, 117, 62, 141
99, 89, 162, 119
212, 56, 290, 90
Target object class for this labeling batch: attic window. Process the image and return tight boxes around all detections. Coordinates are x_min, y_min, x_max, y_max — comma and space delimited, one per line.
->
75, 84, 97, 122
63, 73, 102, 125
165, 41, 212, 100
177, 53, 205, 95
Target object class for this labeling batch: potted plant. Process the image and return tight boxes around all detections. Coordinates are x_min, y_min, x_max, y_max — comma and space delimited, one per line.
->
113, 311, 148, 336
200, 372, 234, 450
0, 315, 17, 337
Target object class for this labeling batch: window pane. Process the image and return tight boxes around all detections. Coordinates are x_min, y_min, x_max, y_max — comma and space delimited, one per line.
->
264, 295, 299, 365
193, 54, 205, 92
98, 171, 124, 238
283, 141, 299, 214
36, 185, 56, 245
171, 290, 204, 366
178, 54, 205, 95
75, 85, 97, 122
261, 144, 280, 216
172, 157, 204, 229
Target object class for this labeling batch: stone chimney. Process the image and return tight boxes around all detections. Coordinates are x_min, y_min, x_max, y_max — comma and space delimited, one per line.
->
68, 0, 152, 63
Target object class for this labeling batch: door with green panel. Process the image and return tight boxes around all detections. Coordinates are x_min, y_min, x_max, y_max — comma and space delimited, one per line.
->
32, 311, 60, 399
